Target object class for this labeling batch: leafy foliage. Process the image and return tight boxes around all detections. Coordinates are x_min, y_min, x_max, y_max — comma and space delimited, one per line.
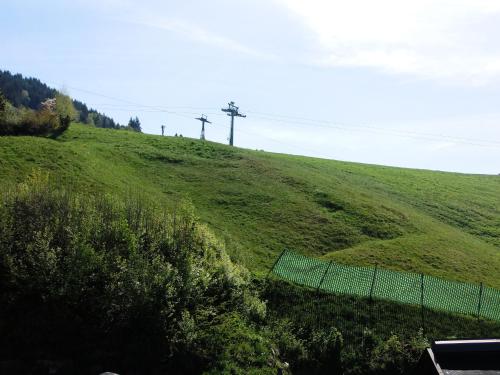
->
367, 331, 428, 374
339, 329, 429, 375
55, 93, 78, 126
0, 173, 272, 374
0, 94, 75, 136
0, 70, 122, 129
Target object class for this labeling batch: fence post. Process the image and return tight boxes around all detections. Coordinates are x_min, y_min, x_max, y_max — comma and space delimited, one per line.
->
420, 273, 425, 332
477, 282, 483, 321
368, 264, 378, 332
266, 248, 287, 279
317, 261, 333, 292
315, 261, 333, 328
369, 264, 378, 302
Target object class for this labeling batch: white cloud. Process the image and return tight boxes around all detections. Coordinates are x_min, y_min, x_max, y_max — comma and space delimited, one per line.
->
275, 0, 500, 84
79, 0, 277, 60
135, 15, 276, 60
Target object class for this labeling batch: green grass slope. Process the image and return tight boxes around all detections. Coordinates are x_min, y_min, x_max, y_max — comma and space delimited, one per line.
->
1, 124, 499, 287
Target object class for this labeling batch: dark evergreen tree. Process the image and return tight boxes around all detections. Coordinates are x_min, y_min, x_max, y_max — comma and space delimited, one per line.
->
128, 116, 142, 132
0, 70, 56, 109
0, 90, 6, 114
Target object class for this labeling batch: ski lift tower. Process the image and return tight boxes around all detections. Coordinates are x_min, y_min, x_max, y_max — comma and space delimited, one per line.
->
221, 101, 246, 146
195, 115, 211, 140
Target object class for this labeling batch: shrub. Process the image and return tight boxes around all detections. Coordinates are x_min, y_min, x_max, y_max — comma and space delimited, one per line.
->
0, 94, 75, 136
199, 313, 275, 375
308, 327, 343, 373
341, 329, 428, 375
264, 316, 343, 375
0, 172, 271, 374
54, 93, 77, 134
368, 330, 428, 375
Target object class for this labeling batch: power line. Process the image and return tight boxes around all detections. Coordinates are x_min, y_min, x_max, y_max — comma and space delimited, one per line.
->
62, 83, 500, 149
93, 103, 217, 111
209, 121, 323, 156
103, 106, 500, 149
102, 105, 500, 148
247, 113, 500, 149
62, 85, 202, 119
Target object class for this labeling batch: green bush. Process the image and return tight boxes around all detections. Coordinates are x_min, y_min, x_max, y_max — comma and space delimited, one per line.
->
0, 94, 74, 136
339, 329, 428, 375
0, 172, 271, 373
367, 330, 428, 375
264, 317, 343, 375
308, 327, 343, 372
200, 313, 275, 375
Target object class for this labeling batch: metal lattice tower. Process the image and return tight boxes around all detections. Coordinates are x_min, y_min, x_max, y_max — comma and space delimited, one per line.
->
221, 101, 246, 146
195, 115, 211, 140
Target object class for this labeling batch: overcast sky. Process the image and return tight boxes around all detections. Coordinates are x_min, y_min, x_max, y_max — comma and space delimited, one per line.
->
2, 0, 500, 174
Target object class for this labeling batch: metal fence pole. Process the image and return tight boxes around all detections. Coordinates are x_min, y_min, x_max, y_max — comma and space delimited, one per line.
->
266, 248, 287, 278
477, 282, 484, 321
420, 273, 425, 333
315, 261, 333, 328
317, 261, 333, 292
368, 264, 378, 331
369, 264, 378, 302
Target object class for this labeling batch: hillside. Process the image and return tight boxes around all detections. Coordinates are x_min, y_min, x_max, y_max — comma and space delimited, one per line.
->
1, 124, 499, 287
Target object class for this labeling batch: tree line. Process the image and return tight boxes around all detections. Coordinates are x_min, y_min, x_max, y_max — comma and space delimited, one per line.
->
0, 70, 142, 134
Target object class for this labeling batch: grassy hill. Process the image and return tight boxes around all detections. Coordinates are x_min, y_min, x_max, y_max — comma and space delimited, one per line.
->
1, 124, 499, 287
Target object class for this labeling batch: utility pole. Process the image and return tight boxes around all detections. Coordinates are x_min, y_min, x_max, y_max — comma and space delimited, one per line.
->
195, 115, 211, 140
221, 101, 246, 146
161, 125, 165, 136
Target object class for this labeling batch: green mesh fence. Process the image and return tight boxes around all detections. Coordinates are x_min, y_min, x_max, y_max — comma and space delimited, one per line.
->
271, 249, 500, 322
322, 262, 374, 297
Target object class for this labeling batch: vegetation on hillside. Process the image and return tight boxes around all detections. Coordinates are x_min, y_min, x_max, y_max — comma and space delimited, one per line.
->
0, 89, 6, 114
0, 73, 144, 136
0, 70, 125, 129
264, 278, 500, 374
0, 90, 76, 136
1, 124, 498, 286
0, 173, 446, 374
128, 116, 142, 132
1, 60, 498, 374
0, 173, 273, 374
1, 123, 499, 373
